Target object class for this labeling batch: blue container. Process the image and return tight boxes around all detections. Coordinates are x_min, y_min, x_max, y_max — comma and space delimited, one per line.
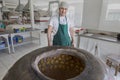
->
14, 29, 20, 33
9, 35, 24, 44
14, 35, 24, 43
0, 41, 5, 49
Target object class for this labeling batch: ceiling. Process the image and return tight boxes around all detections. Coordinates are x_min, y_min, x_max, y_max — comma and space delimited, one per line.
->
3, 0, 120, 6
4, 0, 83, 6
4, 0, 52, 4
3, 0, 120, 10
108, 0, 120, 4
5, 0, 120, 4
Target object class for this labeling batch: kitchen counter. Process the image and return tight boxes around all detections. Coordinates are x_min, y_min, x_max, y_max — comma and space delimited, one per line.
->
0, 28, 41, 35
79, 33, 120, 44
0, 31, 11, 35
76, 30, 120, 61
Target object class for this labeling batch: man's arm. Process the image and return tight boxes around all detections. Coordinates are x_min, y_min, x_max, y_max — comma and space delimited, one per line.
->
47, 25, 53, 46
70, 27, 74, 47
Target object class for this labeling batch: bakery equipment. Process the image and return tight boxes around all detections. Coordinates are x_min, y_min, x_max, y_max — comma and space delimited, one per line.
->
3, 46, 109, 80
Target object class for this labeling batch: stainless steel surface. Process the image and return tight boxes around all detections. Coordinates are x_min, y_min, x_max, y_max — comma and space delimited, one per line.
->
80, 33, 120, 44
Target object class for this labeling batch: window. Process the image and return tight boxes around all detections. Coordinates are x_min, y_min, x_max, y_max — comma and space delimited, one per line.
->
106, 1, 120, 21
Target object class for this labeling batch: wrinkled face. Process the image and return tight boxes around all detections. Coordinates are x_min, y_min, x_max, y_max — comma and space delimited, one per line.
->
59, 7, 68, 16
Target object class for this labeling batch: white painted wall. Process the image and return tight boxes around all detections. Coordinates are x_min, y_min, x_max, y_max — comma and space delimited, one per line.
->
82, 0, 103, 29
99, 20, 120, 33
71, 3, 83, 27
37, 2, 84, 28
82, 0, 120, 33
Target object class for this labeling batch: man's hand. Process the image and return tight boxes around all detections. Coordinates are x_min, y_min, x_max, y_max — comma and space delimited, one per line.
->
70, 27, 74, 47
71, 42, 74, 47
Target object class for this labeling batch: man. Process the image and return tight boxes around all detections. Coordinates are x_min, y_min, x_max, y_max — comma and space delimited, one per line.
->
47, 1, 74, 46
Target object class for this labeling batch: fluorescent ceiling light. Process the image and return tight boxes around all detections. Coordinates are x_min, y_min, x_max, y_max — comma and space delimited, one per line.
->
23, 1, 30, 11
23, 0, 38, 11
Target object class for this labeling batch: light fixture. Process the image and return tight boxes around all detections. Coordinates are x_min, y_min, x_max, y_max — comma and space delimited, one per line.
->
15, 0, 24, 12
1, 0, 10, 12
23, 0, 30, 11
23, 0, 38, 12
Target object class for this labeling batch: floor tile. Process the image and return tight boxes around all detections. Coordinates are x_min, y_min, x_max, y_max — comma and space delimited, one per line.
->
0, 62, 8, 80
0, 54, 16, 69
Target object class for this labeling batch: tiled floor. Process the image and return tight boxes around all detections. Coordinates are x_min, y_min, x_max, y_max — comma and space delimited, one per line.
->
0, 33, 120, 80
0, 44, 41, 80
0, 33, 48, 80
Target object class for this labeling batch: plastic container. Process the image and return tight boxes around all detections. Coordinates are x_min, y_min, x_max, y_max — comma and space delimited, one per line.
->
16, 35, 23, 43
0, 40, 5, 49
14, 28, 20, 33
0, 42, 5, 49
9, 35, 23, 44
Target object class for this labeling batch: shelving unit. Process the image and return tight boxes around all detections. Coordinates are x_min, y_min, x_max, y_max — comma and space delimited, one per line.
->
0, 33, 11, 53
12, 37, 39, 47
10, 29, 41, 53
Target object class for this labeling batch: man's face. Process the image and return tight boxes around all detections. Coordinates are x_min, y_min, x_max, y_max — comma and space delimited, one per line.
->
59, 7, 68, 16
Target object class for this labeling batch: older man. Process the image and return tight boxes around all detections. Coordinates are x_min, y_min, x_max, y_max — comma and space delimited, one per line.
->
47, 1, 74, 46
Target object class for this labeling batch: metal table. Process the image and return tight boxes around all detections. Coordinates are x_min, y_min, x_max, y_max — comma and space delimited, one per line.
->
10, 29, 41, 53
0, 32, 11, 53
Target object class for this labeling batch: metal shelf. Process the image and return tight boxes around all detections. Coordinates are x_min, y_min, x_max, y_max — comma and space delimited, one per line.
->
13, 37, 39, 47
10, 29, 41, 53
0, 34, 11, 53
0, 46, 8, 50
0, 29, 41, 53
